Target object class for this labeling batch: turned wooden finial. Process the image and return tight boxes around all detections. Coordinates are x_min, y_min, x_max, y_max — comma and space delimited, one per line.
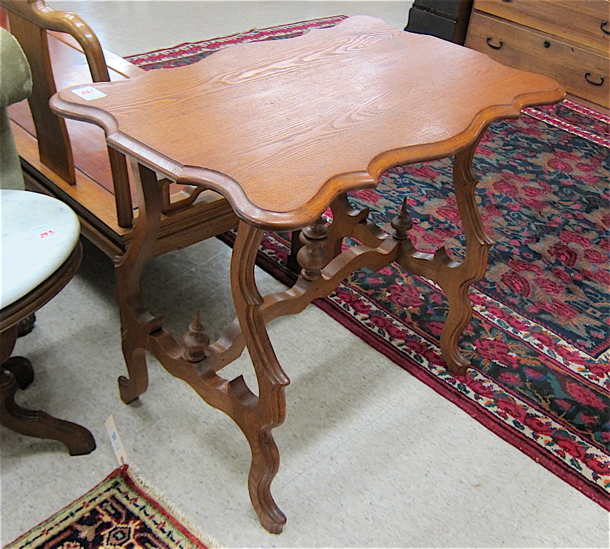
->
181, 310, 210, 362
391, 197, 413, 241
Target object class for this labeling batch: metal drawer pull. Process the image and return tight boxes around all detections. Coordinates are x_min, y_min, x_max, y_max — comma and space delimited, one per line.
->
602, 20, 609, 35
486, 37, 503, 49
585, 72, 605, 86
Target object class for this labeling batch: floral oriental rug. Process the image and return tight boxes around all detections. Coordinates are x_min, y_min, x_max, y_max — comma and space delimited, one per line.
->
125, 18, 610, 510
6, 465, 217, 549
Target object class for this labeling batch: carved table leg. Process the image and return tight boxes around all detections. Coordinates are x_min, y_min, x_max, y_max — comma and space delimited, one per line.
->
116, 163, 164, 404
230, 221, 290, 534
138, 202, 401, 532
438, 143, 494, 374
396, 140, 493, 375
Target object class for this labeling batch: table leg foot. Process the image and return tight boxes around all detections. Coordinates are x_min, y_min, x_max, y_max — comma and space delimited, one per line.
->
118, 312, 165, 404
118, 346, 149, 404
248, 437, 287, 534
440, 289, 472, 377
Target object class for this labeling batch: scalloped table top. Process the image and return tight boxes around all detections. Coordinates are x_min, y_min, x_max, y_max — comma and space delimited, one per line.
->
51, 16, 564, 230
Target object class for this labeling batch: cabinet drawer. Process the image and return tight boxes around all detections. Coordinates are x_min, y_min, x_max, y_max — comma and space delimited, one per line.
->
466, 12, 609, 107
474, 0, 610, 53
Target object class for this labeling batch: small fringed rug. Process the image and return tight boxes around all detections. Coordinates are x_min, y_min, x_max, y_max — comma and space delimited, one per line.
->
6, 465, 217, 549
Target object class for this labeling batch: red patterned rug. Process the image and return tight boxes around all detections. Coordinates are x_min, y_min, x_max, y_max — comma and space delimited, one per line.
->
126, 18, 610, 510
6, 465, 217, 549
125, 15, 348, 70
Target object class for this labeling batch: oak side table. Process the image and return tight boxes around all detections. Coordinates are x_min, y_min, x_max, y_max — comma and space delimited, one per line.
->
51, 16, 564, 533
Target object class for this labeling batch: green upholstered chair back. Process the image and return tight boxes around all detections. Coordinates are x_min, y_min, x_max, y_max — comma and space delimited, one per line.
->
0, 27, 32, 190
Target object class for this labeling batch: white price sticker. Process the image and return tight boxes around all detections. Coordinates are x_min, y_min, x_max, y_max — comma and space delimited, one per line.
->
30, 224, 56, 240
72, 85, 107, 100
105, 415, 128, 466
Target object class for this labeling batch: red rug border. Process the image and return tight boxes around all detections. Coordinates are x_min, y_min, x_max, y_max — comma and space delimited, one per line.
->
314, 297, 610, 511
339, 272, 608, 450
524, 100, 610, 150
125, 15, 348, 63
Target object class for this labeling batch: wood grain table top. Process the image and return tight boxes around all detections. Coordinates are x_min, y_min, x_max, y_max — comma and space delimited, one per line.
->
51, 16, 564, 230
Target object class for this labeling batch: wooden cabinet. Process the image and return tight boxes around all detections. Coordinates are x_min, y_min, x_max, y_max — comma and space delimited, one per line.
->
405, 0, 474, 44
465, 0, 610, 108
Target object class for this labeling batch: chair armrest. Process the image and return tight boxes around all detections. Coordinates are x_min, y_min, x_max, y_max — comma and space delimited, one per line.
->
1, 0, 109, 82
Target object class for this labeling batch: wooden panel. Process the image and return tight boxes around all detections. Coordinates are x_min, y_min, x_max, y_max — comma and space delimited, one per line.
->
466, 12, 609, 107
474, 0, 610, 53
8, 13, 76, 184
9, 31, 207, 210
8, 32, 126, 195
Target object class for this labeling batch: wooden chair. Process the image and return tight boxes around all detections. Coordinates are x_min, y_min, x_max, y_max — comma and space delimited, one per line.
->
1, 0, 238, 261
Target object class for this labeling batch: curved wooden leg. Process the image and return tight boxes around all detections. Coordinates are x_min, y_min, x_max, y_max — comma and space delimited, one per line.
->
115, 163, 164, 404
396, 140, 493, 375
0, 322, 95, 455
118, 346, 150, 405
437, 143, 494, 375
439, 282, 474, 376
230, 222, 289, 533
246, 422, 286, 534
0, 369, 96, 455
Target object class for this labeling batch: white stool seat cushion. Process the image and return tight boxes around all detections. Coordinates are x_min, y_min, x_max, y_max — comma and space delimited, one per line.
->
1, 190, 80, 309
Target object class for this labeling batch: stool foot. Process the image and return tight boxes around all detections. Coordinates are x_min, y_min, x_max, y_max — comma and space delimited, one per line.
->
17, 314, 36, 338
4, 356, 34, 389
0, 368, 96, 456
